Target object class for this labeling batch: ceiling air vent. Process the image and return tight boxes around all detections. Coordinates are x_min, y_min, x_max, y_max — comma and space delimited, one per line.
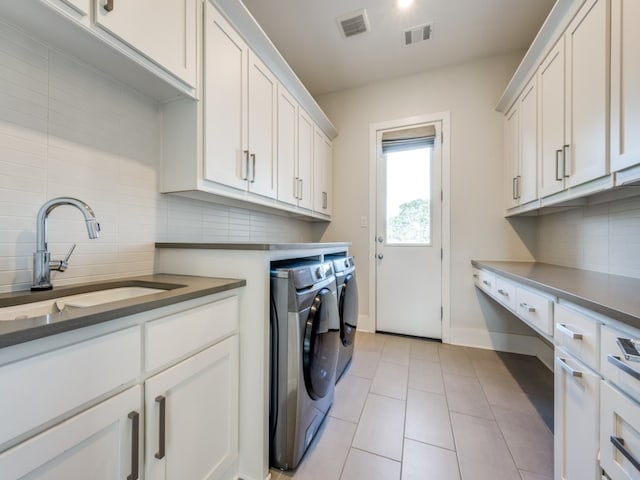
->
337, 9, 370, 38
404, 23, 433, 46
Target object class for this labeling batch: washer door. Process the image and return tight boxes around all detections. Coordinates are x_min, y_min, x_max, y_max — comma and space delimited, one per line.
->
339, 272, 359, 347
303, 288, 339, 400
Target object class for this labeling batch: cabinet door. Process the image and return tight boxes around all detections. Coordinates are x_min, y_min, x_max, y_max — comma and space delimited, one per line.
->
145, 336, 239, 480
0, 386, 142, 480
518, 77, 538, 204
204, 2, 249, 192
504, 103, 519, 209
46, 0, 90, 17
276, 85, 298, 207
538, 38, 566, 198
248, 51, 277, 199
297, 108, 314, 211
564, 0, 609, 188
94, 0, 196, 87
314, 126, 332, 215
554, 350, 600, 480
611, 0, 640, 173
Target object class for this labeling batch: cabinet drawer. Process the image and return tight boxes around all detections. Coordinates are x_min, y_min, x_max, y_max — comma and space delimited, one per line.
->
554, 303, 601, 370
516, 286, 554, 336
0, 326, 140, 447
602, 324, 640, 402
477, 270, 496, 296
601, 381, 640, 480
495, 276, 516, 310
145, 295, 239, 372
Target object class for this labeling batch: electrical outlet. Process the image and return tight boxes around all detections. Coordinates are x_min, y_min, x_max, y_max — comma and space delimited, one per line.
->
360, 216, 368, 228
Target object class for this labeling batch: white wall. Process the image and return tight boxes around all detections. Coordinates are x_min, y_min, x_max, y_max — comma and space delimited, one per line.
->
535, 196, 640, 278
0, 20, 311, 293
314, 52, 540, 348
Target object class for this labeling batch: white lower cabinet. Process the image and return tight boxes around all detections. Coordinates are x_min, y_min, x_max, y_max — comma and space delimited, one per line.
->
0, 292, 240, 479
0, 386, 142, 480
554, 348, 601, 480
145, 335, 239, 480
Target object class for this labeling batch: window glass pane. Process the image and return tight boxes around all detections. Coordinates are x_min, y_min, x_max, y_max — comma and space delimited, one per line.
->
385, 147, 431, 244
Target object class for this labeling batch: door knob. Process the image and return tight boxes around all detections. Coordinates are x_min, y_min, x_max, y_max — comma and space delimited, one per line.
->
377, 236, 384, 243
377, 254, 383, 260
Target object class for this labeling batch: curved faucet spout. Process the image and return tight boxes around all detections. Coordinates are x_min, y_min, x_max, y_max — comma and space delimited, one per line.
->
32, 197, 100, 291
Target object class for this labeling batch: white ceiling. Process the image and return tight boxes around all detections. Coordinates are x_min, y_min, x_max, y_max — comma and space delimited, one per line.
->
241, 0, 556, 96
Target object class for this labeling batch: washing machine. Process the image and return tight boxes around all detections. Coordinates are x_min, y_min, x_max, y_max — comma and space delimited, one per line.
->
269, 260, 340, 470
327, 255, 358, 382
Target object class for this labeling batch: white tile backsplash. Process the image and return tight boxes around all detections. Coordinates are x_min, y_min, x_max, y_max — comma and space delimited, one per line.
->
0, 20, 312, 293
536, 196, 640, 279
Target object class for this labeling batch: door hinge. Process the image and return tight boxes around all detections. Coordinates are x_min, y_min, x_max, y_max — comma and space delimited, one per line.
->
440, 248, 443, 260
441, 306, 443, 320
441, 190, 443, 202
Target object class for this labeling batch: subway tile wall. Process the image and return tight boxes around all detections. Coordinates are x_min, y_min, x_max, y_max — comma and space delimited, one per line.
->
0, 21, 311, 293
535, 196, 640, 279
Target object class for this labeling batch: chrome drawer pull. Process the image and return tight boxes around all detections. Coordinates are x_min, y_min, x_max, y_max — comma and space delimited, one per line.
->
473, 274, 479, 279
519, 302, 536, 313
608, 355, 640, 382
611, 436, 640, 473
558, 357, 582, 378
497, 289, 508, 297
482, 280, 491, 287
557, 323, 583, 340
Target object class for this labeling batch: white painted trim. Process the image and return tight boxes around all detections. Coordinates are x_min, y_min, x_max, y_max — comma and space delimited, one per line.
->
355, 314, 373, 333
450, 327, 554, 370
368, 112, 451, 342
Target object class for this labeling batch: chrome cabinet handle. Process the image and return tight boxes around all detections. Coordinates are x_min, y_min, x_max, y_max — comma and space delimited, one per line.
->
563, 144, 571, 178
127, 411, 139, 480
556, 323, 583, 340
555, 149, 563, 181
558, 357, 582, 378
497, 288, 508, 296
322, 191, 327, 209
104, 0, 114, 12
611, 436, 640, 473
519, 302, 536, 313
512, 177, 517, 200
250, 154, 256, 183
298, 179, 303, 200
608, 355, 640, 382
482, 280, 491, 287
516, 175, 521, 199
242, 150, 249, 180
155, 395, 166, 459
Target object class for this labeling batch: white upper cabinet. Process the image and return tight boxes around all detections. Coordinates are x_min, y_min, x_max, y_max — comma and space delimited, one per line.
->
93, 0, 197, 88
203, 4, 249, 191
247, 51, 277, 199
314, 126, 333, 216
505, 77, 537, 211
277, 87, 314, 211
610, 0, 640, 174
47, 0, 90, 17
563, 0, 609, 188
538, 38, 566, 198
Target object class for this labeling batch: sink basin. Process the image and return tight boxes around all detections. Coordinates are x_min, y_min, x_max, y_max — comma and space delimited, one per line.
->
0, 286, 166, 322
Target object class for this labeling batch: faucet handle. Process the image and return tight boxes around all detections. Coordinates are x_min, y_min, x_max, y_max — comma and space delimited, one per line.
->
51, 244, 76, 272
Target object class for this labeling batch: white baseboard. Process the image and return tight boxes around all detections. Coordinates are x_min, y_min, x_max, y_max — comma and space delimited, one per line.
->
450, 327, 554, 370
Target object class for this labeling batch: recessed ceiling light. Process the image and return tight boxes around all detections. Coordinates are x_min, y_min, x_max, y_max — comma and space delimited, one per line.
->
397, 0, 414, 9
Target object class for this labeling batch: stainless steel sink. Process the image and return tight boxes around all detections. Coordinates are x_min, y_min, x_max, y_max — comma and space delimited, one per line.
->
0, 286, 168, 322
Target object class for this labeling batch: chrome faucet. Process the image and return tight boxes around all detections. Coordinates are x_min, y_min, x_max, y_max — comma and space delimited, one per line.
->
32, 197, 100, 291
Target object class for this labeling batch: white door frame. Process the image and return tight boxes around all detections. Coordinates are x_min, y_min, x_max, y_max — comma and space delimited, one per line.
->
368, 112, 451, 343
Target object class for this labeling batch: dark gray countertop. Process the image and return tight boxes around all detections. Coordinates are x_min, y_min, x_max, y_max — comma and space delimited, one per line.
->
155, 242, 351, 251
0, 274, 245, 348
472, 260, 640, 329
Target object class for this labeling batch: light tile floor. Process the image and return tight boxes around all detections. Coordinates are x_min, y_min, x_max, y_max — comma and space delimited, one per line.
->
270, 331, 553, 480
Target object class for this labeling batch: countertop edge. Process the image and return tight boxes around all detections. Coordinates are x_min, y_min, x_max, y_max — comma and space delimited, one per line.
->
471, 260, 640, 329
155, 242, 351, 251
0, 275, 246, 349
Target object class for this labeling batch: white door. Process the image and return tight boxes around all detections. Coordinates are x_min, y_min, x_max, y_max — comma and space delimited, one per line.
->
375, 121, 442, 339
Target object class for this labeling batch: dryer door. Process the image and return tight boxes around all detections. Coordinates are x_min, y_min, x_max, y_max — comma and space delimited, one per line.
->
303, 288, 339, 400
339, 272, 359, 347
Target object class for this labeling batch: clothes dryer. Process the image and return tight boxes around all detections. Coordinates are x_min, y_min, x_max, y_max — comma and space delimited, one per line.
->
269, 260, 340, 470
